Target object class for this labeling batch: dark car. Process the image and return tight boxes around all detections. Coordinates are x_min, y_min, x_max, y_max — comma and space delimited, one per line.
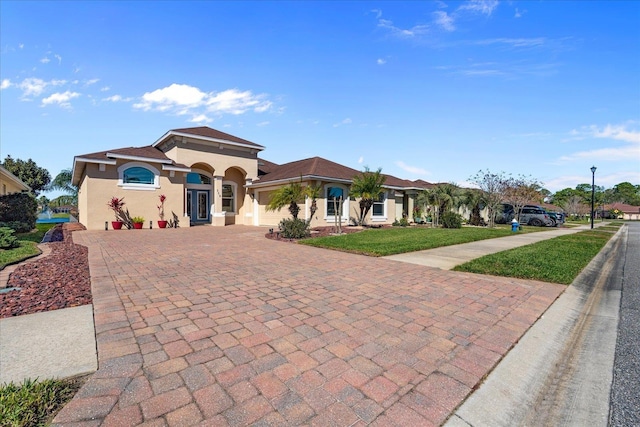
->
496, 204, 555, 227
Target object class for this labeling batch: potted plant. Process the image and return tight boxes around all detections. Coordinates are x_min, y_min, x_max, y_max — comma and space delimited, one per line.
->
157, 194, 168, 228
107, 197, 125, 229
131, 216, 145, 229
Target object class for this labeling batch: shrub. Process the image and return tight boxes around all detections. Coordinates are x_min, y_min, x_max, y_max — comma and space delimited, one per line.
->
131, 216, 145, 224
0, 193, 37, 232
0, 221, 33, 233
441, 211, 463, 229
278, 218, 310, 239
392, 217, 410, 227
0, 227, 19, 249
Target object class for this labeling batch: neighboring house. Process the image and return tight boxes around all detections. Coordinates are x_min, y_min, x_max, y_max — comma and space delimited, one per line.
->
604, 203, 640, 220
72, 126, 435, 230
0, 165, 31, 195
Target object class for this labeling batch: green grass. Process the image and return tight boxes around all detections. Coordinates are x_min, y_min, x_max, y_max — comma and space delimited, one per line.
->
51, 213, 70, 219
453, 230, 615, 284
300, 225, 545, 257
0, 224, 55, 268
0, 377, 84, 427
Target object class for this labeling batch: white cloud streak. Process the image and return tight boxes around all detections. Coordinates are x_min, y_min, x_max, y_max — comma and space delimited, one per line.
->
433, 11, 455, 32
458, 0, 499, 16
395, 161, 429, 176
1, 79, 11, 90
133, 84, 272, 118
41, 91, 80, 108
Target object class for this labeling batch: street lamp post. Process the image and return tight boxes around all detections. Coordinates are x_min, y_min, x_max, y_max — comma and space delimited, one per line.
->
590, 166, 597, 229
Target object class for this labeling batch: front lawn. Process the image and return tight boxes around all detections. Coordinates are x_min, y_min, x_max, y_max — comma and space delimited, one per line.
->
453, 229, 615, 284
0, 224, 55, 268
299, 225, 545, 257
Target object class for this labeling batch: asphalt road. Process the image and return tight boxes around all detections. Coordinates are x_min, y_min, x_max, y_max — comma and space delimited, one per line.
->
609, 221, 640, 426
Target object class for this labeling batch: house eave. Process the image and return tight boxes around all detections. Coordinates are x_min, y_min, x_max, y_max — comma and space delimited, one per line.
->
106, 153, 173, 164
153, 130, 265, 152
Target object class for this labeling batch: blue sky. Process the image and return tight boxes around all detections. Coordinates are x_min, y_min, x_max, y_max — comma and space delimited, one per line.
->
1, 0, 639, 198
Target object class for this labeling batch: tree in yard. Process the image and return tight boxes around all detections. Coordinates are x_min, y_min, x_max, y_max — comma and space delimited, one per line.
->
350, 167, 386, 226
459, 188, 485, 226
266, 181, 306, 219
48, 168, 78, 206
612, 182, 640, 205
2, 155, 51, 195
468, 169, 508, 228
561, 195, 589, 220
502, 175, 544, 222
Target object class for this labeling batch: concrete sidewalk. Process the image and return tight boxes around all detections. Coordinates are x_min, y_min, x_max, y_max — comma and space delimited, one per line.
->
383, 224, 597, 270
0, 304, 97, 385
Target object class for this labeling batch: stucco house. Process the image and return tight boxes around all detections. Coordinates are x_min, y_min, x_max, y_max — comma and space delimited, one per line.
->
0, 165, 31, 195
72, 126, 434, 230
603, 202, 640, 220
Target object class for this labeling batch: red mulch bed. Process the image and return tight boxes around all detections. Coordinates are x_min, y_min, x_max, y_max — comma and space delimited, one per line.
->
0, 223, 91, 318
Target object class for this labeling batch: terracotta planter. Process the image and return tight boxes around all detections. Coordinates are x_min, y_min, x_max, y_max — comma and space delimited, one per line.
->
111, 221, 123, 230
157, 220, 168, 229
133, 222, 144, 229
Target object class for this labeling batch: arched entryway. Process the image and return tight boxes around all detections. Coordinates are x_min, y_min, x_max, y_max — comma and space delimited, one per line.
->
186, 164, 214, 226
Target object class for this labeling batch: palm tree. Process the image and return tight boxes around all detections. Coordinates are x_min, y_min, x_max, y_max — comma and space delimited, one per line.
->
48, 168, 78, 205
350, 167, 386, 225
459, 188, 484, 226
416, 183, 460, 227
266, 180, 320, 220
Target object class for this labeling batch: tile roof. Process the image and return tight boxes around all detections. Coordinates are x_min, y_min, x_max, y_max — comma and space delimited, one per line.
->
257, 159, 279, 176
254, 156, 362, 184
170, 127, 264, 148
77, 146, 171, 162
604, 202, 640, 213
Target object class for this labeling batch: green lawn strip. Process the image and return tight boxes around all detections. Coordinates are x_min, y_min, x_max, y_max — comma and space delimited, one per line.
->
0, 377, 85, 427
52, 213, 70, 219
300, 226, 545, 257
0, 224, 55, 269
0, 241, 41, 269
453, 230, 614, 284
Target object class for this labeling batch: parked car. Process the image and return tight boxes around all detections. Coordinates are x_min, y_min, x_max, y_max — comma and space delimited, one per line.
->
495, 204, 555, 227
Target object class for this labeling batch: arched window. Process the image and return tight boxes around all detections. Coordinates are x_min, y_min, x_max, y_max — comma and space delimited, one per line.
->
186, 173, 212, 185
117, 162, 160, 190
123, 167, 155, 184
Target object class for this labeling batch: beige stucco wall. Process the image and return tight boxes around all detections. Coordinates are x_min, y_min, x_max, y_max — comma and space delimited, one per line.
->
78, 162, 187, 230
0, 172, 29, 195
252, 181, 402, 228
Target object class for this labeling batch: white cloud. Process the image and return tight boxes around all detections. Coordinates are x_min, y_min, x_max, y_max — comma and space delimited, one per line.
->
207, 89, 272, 115
189, 114, 213, 124
395, 161, 429, 176
557, 145, 640, 163
333, 118, 352, 127
589, 123, 640, 144
54, 54, 62, 64
377, 18, 429, 38
557, 122, 640, 164
358, 156, 364, 164
371, 9, 382, 19
256, 121, 270, 127
102, 94, 132, 102
17, 78, 66, 98
473, 38, 546, 48
458, 0, 499, 15
85, 78, 100, 86
514, 8, 526, 18
41, 91, 80, 108
1, 79, 11, 90
433, 11, 455, 32
377, 58, 387, 65
18, 43, 24, 49
100, 86, 110, 92
134, 84, 272, 119
40, 57, 50, 64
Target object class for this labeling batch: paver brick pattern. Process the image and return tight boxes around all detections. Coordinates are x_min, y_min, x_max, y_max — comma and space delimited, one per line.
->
53, 226, 563, 426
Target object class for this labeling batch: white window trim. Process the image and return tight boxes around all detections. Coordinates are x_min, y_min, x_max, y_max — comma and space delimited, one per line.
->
323, 184, 349, 222
221, 181, 237, 215
371, 190, 388, 222
117, 162, 160, 191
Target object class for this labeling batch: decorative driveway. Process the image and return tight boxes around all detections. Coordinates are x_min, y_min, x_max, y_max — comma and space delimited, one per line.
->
54, 226, 564, 426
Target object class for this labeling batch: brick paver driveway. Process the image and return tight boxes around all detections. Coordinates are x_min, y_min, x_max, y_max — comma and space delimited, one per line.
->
54, 226, 564, 426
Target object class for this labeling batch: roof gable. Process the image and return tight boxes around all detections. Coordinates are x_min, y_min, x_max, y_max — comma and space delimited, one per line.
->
254, 156, 361, 184
156, 126, 264, 150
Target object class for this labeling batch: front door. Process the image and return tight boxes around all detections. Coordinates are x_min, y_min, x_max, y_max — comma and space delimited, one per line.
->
187, 190, 210, 225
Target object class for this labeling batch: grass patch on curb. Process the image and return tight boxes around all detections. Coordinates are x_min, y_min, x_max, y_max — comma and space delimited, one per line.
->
0, 224, 56, 269
0, 377, 85, 427
453, 229, 616, 284
300, 226, 544, 257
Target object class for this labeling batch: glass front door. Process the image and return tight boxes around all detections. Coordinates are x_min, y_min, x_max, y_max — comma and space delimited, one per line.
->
188, 189, 210, 225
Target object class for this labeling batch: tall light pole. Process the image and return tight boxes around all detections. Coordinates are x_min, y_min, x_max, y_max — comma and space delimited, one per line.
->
590, 166, 597, 229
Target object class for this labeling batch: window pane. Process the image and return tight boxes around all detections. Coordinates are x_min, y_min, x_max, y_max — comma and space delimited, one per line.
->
373, 203, 384, 216
198, 192, 208, 219
327, 187, 344, 216
187, 173, 211, 184
123, 167, 154, 184
222, 184, 234, 212
222, 185, 233, 197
